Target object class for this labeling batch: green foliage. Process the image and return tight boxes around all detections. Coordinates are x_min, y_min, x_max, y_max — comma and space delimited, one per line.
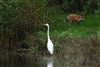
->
0, 0, 46, 48
47, 0, 100, 13
0, 0, 100, 50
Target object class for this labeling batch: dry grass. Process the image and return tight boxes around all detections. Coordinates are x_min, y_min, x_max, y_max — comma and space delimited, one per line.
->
53, 35, 100, 67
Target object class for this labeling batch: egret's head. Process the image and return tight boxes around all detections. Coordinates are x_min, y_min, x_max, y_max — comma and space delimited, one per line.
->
42, 23, 49, 27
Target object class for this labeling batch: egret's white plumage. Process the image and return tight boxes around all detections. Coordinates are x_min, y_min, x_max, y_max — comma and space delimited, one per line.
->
43, 23, 54, 55
47, 39, 53, 54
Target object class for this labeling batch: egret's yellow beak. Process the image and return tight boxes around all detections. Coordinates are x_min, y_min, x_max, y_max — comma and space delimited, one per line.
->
42, 24, 47, 26
42, 24, 45, 25
42, 23, 49, 27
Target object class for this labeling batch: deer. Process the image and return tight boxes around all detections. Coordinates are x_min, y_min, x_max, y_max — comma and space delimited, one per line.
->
67, 13, 85, 24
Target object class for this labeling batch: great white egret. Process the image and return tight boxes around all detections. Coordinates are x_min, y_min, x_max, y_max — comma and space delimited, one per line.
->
43, 23, 54, 55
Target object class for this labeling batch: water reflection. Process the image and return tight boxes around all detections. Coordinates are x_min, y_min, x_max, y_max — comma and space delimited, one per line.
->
1, 50, 96, 67
47, 56, 54, 67
0, 50, 40, 67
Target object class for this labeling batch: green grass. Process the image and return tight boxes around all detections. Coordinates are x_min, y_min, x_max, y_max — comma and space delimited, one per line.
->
38, 5, 100, 38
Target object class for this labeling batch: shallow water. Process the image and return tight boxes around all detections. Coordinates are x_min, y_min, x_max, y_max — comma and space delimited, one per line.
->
0, 50, 54, 67
0, 50, 99, 67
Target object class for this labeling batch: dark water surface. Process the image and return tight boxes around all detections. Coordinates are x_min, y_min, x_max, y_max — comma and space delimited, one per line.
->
0, 50, 100, 67
0, 50, 54, 67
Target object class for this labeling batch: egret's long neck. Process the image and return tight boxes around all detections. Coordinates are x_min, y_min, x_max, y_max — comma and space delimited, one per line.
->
47, 25, 50, 39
